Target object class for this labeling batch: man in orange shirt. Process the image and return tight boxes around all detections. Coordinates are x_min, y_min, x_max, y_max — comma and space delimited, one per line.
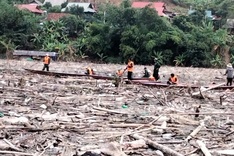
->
125, 58, 134, 80
42, 54, 51, 71
167, 73, 178, 85
85, 67, 94, 75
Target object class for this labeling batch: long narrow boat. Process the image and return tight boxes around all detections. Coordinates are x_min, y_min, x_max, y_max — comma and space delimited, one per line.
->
24, 68, 87, 77
141, 81, 234, 90
24, 68, 154, 81
141, 82, 198, 88
24, 68, 234, 90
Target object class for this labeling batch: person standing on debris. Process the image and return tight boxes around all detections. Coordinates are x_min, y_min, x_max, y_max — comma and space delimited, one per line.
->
114, 69, 124, 87
125, 58, 134, 80
167, 73, 178, 85
42, 54, 50, 71
153, 58, 160, 81
143, 67, 155, 81
224, 63, 233, 86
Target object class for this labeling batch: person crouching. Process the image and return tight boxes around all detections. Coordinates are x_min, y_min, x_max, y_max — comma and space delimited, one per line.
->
167, 73, 178, 85
85, 67, 95, 75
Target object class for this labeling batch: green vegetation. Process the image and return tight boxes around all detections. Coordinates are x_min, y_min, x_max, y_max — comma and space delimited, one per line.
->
0, 0, 234, 67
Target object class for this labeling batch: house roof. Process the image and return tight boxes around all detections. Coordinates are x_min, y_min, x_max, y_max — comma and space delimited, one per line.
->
16, 4, 44, 14
131, 2, 165, 16
29, 0, 43, 6
61, 2, 96, 13
43, 0, 67, 6
46, 13, 71, 21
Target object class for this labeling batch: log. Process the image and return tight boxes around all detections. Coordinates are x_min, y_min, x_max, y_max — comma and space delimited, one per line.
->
196, 140, 211, 156
148, 88, 166, 105
0, 150, 33, 155
185, 123, 204, 142
132, 134, 183, 156
192, 83, 225, 96
122, 139, 147, 150
166, 112, 234, 116
3, 138, 22, 152
170, 114, 199, 125
109, 123, 148, 128
213, 150, 234, 155
101, 142, 127, 156
185, 116, 210, 142
92, 106, 130, 115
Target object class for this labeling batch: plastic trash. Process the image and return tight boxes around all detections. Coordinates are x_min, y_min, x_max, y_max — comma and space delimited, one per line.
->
26, 57, 33, 61
0, 112, 4, 117
122, 103, 128, 108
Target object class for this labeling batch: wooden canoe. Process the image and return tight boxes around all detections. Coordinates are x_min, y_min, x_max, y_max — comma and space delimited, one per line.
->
24, 68, 234, 89
24, 68, 87, 77
141, 81, 234, 90
24, 68, 154, 81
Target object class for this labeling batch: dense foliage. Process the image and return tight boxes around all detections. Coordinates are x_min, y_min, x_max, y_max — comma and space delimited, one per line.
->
0, 0, 234, 67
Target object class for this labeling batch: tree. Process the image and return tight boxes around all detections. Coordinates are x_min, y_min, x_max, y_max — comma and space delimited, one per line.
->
32, 20, 69, 52
61, 1, 68, 9
43, 2, 52, 10
85, 23, 111, 60
65, 5, 84, 16
0, 1, 39, 49
0, 39, 16, 59
61, 15, 85, 38
48, 6, 61, 13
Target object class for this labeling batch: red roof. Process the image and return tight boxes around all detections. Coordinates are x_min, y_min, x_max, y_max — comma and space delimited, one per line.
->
46, 13, 71, 21
16, 4, 44, 14
132, 2, 165, 16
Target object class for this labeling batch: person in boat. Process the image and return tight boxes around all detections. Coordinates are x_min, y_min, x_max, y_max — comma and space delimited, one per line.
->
85, 67, 95, 75
42, 53, 51, 71
149, 74, 156, 81
116, 69, 124, 77
125, 58, 134, 80
153, 58, 160, 81
224, 63, 233, 86
143, 67, 155, 81
143, 67, 150, 78
167, 73, 178, 85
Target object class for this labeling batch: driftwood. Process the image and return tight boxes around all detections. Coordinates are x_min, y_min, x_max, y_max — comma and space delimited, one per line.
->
196, 140, 211, 156
185, 123, 205, 142
185, 116, 211, 142
132, 134, 183, 156
92, 106, 130, 115
122, 139, 147, 150
3, 138, 22, 152
213, 150, 234, 155
0, 150, 33, 155
192, 83, 225, 97
101, 142, 127, 156
0, 60, 233, 156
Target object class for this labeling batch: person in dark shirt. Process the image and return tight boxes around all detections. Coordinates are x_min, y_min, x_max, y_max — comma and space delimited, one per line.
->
224, 63, 234, 86
153, 58, 160, 80
143, 67, 150, 78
